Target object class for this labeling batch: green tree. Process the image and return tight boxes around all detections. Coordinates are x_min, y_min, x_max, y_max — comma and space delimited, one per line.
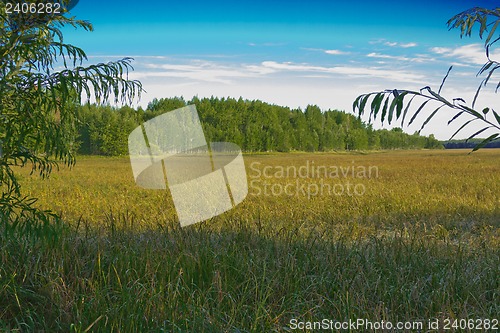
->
119, 96, 437, 154
76, 104, 138, 155
305, 105, 323, 150
0, 1, 141, 222
346, 128, 368, 150
366, 124, 381, 149
354, 6, 500, 151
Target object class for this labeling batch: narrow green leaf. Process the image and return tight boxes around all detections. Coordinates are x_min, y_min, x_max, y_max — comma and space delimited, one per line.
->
427, 89, 453, 106
370, 92, 384, 122
401, 94, 416, 126
408, 100, 430, 126
387, 96, 398, 124
359, 95, 369, 117
449, 119, 477, 141
472, 133, 500, 152
370, 92, 383, 111
478, 15, 486, 38
483, 64, 500, 87
472, 81, 483, 109
478, 60, 494, 76
380, 96, 390, 124
438, 66, 453, 94
395, 93, 405, 119
353, 95, 363, 114
492, 109, 500, 125
419, 105, 445, 133
459, 104, 485, 120
447, 111, 465, 125
466, 126, 492, 142
485, 20, 499, 46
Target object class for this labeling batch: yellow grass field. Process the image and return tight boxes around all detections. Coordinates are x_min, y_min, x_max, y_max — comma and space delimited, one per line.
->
18, 149, 500, 231
3, 149, 499, 332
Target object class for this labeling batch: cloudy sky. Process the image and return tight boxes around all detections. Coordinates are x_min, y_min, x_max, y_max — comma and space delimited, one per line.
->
62, 0, 499, 140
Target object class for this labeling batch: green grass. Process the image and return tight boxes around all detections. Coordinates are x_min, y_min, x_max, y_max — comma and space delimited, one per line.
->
1, 150, 499, 332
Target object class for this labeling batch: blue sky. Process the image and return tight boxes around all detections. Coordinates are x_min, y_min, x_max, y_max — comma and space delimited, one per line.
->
62, 0, 499, 139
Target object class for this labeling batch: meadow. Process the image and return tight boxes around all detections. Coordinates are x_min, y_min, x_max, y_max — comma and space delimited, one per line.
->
1, 149, 499, 332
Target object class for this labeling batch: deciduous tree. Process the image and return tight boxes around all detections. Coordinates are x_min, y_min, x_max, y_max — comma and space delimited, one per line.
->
0, 0, 141, 223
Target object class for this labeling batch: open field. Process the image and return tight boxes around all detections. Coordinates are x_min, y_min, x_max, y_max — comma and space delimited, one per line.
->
1, 150, 499, 332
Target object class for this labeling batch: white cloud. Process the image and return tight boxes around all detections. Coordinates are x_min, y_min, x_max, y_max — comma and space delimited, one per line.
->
131, 61, 266, 84
130, 58, 427, 85
399, 42, 418, 48
258, 61, 426, 83
366, 52, 434, 63
324, 49, 351, 55
430, 44, 500, 65
367, 52, 411, 62
301, 47, 351, 55
373, 40, 418, 48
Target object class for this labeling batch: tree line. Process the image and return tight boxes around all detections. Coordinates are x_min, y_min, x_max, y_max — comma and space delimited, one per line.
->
442, 139, 500, 149
75, 96, 443, 156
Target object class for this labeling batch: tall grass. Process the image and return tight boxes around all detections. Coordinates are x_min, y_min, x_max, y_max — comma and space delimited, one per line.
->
1, 150, 499, 332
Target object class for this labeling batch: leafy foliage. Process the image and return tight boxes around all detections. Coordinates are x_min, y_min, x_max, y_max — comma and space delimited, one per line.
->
75, 97, 442, 155
0, 0, 141, 224
353, 6, 500, 152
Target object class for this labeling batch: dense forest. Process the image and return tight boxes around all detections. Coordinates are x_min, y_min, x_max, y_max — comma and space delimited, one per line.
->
75, 96, 443, 155
442, 139, 500, 149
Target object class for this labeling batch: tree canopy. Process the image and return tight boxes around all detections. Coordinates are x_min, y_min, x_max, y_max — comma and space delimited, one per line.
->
74, 96, 443, 156
0, 0, 141, 223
